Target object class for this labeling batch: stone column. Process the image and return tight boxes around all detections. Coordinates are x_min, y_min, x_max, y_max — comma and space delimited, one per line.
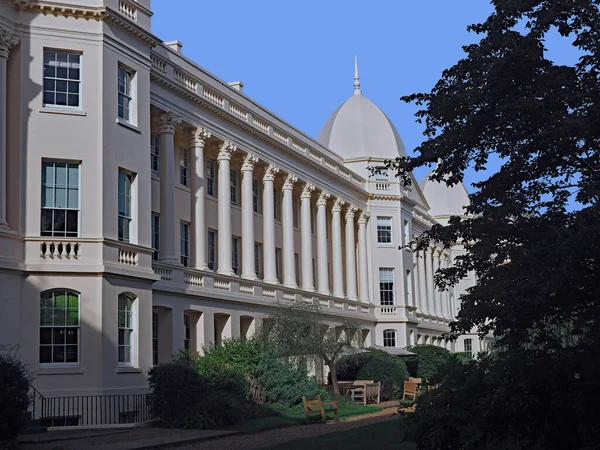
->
331, 198, 345, 298
316, 191, 331, 295
358, 212, 370, 302
441, 254, 450, 318
158, 112, 181, 263
417, 250, 428, 314
345, 206, 358, 301
282, 174, 298, 288
433, 249, 441, 317
189, 127, 211, 270
262, 164, 279, 284
0, 28, 18, 229
425, 247, 435, 314
412, 250, 420, 309
300, 183, 316, 291
241, 153, 259, 279
216, 141, 236, 275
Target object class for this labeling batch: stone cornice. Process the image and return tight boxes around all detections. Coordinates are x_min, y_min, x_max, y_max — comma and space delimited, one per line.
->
24, 1, 106, 20
104, 8, 161, 47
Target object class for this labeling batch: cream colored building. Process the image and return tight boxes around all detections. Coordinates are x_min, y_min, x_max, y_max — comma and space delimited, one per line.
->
0, 0, 488, 402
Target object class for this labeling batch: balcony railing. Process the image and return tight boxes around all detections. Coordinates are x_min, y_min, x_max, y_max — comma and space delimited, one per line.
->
153, 263, 373, 317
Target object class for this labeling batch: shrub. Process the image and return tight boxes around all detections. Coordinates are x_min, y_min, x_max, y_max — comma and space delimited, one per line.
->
405, 345, 453, 383
148, 363, 242, 429
0, 346, 33, 444
336, 349, 409, 398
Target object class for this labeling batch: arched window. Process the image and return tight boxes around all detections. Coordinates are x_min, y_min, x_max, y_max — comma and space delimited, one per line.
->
118, 294, 136, 366
464, 338, 473, 357
40, 290, 80, 365
383, 329, 396, 348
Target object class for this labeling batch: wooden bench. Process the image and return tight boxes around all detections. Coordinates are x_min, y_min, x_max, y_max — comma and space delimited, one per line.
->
302, 395, 339, 424
351, 380, 381, 405
403, 381, 418, 401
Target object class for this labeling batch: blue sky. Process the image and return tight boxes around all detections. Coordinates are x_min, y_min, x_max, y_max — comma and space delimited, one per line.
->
151, 0, 576, 190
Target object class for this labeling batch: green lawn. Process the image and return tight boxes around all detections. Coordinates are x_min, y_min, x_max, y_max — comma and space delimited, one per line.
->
267, 419, 417, 450
230, 403, 381, 434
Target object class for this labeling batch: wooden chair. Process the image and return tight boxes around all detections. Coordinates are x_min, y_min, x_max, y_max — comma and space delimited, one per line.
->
302, 395, 339, 424
403, 381, 418, 400
350, 380, 374, 405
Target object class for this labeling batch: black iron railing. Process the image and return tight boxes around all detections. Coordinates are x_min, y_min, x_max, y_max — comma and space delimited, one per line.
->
28, 386, 152, 427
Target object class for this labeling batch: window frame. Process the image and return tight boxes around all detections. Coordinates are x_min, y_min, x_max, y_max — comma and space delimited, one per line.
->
403, 219, 411, 247
205, 158, 216, 197
117, 64, 135, 123
230, 169, 238, 205
383, 329, 396, 348
184, 314, 190, 350
118, 170, 134, 243
179, 147, 189, 187
254, 242, 263, 279
118, 294, 135, 367
207, 229, 217, 270
180, 221, 190, 267
232, 236, 240, 275
150, 134, 160, 177
464, 338, 473, 356
292, 195, 299, 229
273, 189, 280, 222
41, 160, 80, 238
42, 49, 82, 109
406, 269, 413, 306
379, 268, 395, 306
40, 289, 80, 367
252, 179, 261, 214
377, 216, 393, 245
275, 247, 282, 283
151, 213, 160, 261
152, 311, 158, 366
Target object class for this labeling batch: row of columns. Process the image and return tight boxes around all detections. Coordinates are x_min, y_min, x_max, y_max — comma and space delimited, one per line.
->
156, 112, 371, 302
413, 247, 454, 319
0, 27, 19, 230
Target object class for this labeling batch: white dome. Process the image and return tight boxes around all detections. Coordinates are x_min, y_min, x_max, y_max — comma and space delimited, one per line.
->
317, 94, 407, 160
419, 171, 470, 217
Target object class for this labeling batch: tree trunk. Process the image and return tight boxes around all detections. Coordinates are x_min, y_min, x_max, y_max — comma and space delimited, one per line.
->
329, 364, 340, 395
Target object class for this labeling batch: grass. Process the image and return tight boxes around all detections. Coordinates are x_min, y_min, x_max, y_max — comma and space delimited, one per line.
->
267, 419, 417, 450
230, 403, 382, 434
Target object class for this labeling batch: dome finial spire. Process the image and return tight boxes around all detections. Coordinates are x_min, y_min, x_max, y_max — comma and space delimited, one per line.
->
353, 55, 361, 96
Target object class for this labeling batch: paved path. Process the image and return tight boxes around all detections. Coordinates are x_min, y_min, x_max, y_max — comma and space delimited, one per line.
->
171, 408, 399, 450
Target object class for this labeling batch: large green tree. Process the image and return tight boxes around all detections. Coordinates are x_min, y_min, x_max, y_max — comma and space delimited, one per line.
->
384, 1, 600, 448
388, 0, 600, 350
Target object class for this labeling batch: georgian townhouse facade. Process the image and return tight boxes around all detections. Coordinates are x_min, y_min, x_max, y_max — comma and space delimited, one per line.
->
0, 0, 489, 399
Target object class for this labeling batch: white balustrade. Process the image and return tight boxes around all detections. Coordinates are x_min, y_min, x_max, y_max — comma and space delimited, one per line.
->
214, 279, 232, 291
292, 141, 306, 153
152, 265, 172, 281
252, 117, 269, 134
240, 284, 255, 295
174, 69, 198, 92
119, 0, 137, 20
273, 129, 288, 144
379, 306, 400, 316
203, 87, 225, 107
118, 248, 138, 266
151, 55, 167, 74
262, 289, 276, 298
40, 241, 80, 259
283, 292, 295, 301
184, 271, 204, 286
309, 151, 323, 163
229, 103, 248, 121
375, 182, 391, 191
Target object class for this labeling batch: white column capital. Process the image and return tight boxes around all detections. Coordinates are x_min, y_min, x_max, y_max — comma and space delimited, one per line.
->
159, 112, 182, 134
282, 173, 298, 190
301, 183, 316, 199
0, 27, 19, 59
188, 127, 211, 147
358, 211, 370, 224
241, 153, 259, 171
332, 198, 346, 213
345, 205, 358, 219
263, 164, 280, 182
317, 191, 330, 206
217, 141, 237, 160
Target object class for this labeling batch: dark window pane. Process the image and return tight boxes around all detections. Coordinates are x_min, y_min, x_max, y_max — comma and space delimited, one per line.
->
53, 210, 66, 234
53, 309, 66, 326
118, 346, 125, 362
40, 328, 52, 344
53, 328, 65, 344
66, 210, 78, 233
56, 67, 68, 79
65, 328, 77, 344
41, 209, 53, 233
40, 346, 52, 363
44, 65, 56, 78
69, 68, 80, 80
65, 345, 78, 363
66, 310, 79, 326
43, 79, 55, 91
68, 81, 79, 93
56, 80, 67, 93
56, 93, 67, 106
53, 346, 65, 363
67, 94, 79, 107
43, 91, 54, 105
57, 52, 68, 63
69, 54, 80, 65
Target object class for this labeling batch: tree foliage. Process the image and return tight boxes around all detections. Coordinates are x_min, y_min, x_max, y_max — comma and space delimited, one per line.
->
0, 346, 33, 444
379, 0, 600, 447
405, 345, 453, 383
259, 302, 364, 394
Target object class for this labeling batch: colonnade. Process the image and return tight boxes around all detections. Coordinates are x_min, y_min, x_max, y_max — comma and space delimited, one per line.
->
413, 247, 455, 319
156, 112, 371, 302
